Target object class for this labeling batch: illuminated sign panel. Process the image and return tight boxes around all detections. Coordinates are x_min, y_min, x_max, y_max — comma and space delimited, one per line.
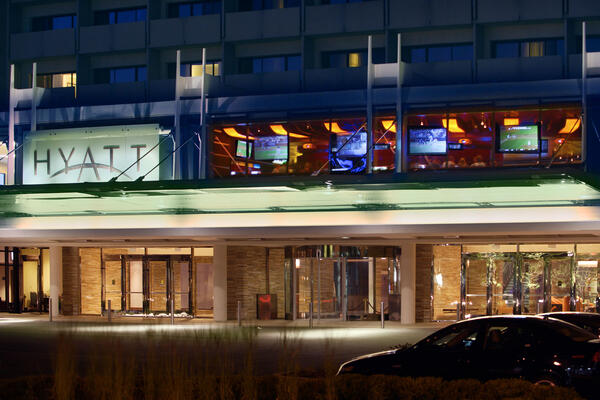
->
23, 124, 167, 184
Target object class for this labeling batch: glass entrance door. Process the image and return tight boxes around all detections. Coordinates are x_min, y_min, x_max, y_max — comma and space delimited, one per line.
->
463, 256, 488, 318
103, 255, 124, 313
148, 257, 169, 313
171, 257, 192, 314
520, 255, 545, 314
124, 256, 144, 313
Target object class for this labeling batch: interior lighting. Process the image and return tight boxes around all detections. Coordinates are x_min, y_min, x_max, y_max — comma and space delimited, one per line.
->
458, 138, 472, 145
224, 127, 255, 140
270, 124, 308, 138
555, 138, 566, 144
324, 122, 350, 134
577, 260, 598, 268
302, 143, 315, 150
442, 118, 465, 133
381, 120, 397, 133
504, 118, 520, 126
559, 118, 581, 134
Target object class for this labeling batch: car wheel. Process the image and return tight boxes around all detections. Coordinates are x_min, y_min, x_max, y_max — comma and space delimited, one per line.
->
533, 375, 560, 387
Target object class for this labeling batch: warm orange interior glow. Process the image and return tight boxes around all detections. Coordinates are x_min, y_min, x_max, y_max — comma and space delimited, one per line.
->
504, 118, 520, 126
381, 120, 397, 133
324, 122, 350, 134
559, 118, 581, 134
442, 118, 465, 133
458, 138, 472, 145
269, 124, 308, 138
224, 127, 255, 140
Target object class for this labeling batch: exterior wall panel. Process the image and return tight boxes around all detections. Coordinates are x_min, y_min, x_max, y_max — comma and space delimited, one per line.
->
80, 22, 146, 54
149, 15, 221, 48
306, 1, 383, 35
226, 8, 299, 41
477, 56, 563, 83
389, 0, 471, 29
77, 82, 146, 106
10, 29, 75, 60
305, 67, 367, 92
403, 60, 473, 86
61, 247, 80, 316
569, 0, 600, 18
80, 248, 101, 315
415, 244, 433, 323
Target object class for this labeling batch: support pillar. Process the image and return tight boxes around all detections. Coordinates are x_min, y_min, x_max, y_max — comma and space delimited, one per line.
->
213, 245, 227, 321
400, 241, 416, 324
49, 246, 61, 317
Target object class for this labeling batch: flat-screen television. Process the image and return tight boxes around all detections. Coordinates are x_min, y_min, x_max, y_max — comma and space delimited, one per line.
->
407, 127, 447, 155
236, 140, 252, 158
254, 136, 288, 160
336, 131, 367, 156
497, 124, 540, 153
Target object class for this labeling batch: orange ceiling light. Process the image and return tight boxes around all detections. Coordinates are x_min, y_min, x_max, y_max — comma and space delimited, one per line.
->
441, 118, 465, 133
381, 120, 397, 133
559, 118, 581, 134
324, 122, 350, 134
458, 138, 472, 145
302, 143, 315, 150
503, 118, 520, 126
270, 124, 308, 138
223, 127, 255, 140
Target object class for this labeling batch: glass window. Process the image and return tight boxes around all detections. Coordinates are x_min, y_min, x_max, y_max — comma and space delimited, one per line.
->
408, 44, 473, 63
419, 322, 481, 351
494, 42, 520, 58
428, 46, 452, 62
286, 55, 301, 71
32, 14, 76, 31
494, 39, 563, 58
262, 56, 286, 72
35, 72, 76, 89
168, 1, 221, 17
240, 0, 298, 10
410, 48, 427, 63
453, 44, 473, 61
323, 49, 383, 68
96, 8, 146, 25
239, 55, 300, 73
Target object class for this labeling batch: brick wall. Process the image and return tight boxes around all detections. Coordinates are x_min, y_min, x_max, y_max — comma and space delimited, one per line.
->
61, 247, 80, 316
415, 244, 433, 323
227, 246, 285, 320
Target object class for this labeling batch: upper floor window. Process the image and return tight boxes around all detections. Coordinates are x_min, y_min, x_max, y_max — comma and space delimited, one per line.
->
239, 0, 300, 11
239, 55, 301, 73
493, 38, 564, 58
321, 0, 376, 3
576, 36, 600, 53
94, 66, 147, 84
407, 44, 473, 63
322, 48, 384, 68
36, 72, 76, 88
168, 61, 222, 77
95, 7, 147, 25
32, 14, 77, 31
168, 1, 221, 17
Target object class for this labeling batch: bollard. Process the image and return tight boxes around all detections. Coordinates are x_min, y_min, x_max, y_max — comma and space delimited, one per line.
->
309, 302, 313, 328
237, 300, 242, 327
170, 298, 174, 326
381, 301, 384, 329
108, 299, 112, 323
49, 298, 52, 322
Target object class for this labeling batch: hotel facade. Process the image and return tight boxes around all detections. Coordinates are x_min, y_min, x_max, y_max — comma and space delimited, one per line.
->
1, 0, 600, 323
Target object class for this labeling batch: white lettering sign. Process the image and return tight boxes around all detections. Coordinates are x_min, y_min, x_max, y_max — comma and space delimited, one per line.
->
23, 124, 167, 184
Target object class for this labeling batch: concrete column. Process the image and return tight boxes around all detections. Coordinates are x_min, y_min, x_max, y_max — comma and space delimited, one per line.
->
400, 241, 416, 324
49, 246, 62, 317
213, 245, 227, 321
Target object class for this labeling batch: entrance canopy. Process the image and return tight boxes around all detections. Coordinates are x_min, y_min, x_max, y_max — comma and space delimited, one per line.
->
2, 169, 600, 244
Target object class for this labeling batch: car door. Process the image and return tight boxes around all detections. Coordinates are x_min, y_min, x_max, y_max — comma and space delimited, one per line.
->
479, 320, 538, 380
407, 320, 484, 380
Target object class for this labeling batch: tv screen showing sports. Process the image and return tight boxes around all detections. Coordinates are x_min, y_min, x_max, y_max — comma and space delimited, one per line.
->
254, 136, 288, 160
336, 131, 367, 157
408, 127, 447, 155
497, 125, 539, 153
236, 140, 252, 158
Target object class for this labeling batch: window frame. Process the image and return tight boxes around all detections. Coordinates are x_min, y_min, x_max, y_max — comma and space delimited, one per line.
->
406, 43, 474, 63
94, 7, 147, 25
31, 14, 77, 32
492, 38, 565, 58
238, 54, 301, 74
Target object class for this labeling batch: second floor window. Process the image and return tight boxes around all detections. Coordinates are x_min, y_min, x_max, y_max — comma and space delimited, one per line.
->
493, 38, 564, 58
407, 44, 473, 63
35, 72, 76, 88
32, 14, 76, 31
322, 48, 384, 68
239, 55, 301, 73
168, 1, 221, 17
239, 0, 300, 11
94, 66, 147, 84
95, 8, 147, 25
168, 61, 222, 77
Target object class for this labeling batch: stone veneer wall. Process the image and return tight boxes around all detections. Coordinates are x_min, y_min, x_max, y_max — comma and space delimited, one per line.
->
62, 247, 80, 315
432, 245, 461, 320
80, 248, 102, 315
415, 244, 433, 323
227, 246, 285, 320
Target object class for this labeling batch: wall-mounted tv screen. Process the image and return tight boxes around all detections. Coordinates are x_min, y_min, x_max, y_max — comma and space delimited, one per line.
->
497, 124, 540, 153
336, 131, 367, 156
255, 136, 288, 160
236, 140, 252, 158
408, 127, 447, 155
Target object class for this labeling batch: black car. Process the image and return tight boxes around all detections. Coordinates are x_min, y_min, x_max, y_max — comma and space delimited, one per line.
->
539, 312, 600, 337
338, 316, 600, 395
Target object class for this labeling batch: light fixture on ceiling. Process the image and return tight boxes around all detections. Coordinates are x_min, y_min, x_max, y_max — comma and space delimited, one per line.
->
324, 122, 350, 134
558, 118, 581, 134
381, 120, 397, 133
442, 118, 465, 133
503, 118, 520, 126
224, 127, 255, 140
270, 124, 308, 138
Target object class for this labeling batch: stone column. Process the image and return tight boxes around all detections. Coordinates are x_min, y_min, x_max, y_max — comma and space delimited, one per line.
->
49, 246, 62, 317
400, 241, 416, 324
61, 247, 80, 316
213, 245, 227, 321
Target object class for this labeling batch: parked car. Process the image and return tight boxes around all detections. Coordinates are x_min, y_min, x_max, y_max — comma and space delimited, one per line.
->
539, 312, 600, 337
338, 316, 600, 396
